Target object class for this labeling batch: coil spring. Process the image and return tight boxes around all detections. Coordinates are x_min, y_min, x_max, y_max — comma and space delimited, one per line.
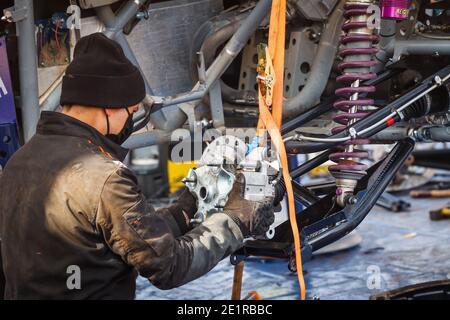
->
329, 0, 379, 180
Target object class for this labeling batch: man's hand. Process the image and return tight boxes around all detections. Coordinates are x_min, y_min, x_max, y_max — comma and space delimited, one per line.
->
176, 187, 197, 223
158, 187, 197, 235
222, 181, 275, 238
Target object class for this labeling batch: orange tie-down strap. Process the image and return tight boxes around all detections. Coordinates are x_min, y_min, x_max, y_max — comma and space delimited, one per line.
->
256, 0, 306, 300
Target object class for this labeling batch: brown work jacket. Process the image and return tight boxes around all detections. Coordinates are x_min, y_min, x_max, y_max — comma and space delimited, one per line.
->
0, 111, 243, 299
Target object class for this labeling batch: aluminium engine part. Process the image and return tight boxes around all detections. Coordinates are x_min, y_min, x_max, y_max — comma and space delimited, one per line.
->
236, 146, 279, 240
184, 164, 236, 223
184, 135, 246, 222
239, 146, 279, 202
184, 135, 278, 239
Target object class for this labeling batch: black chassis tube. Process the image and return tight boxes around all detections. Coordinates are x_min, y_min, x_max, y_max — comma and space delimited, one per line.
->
305, 138, 415, 254
285, 64, 450, 154
272, 150, 332, 207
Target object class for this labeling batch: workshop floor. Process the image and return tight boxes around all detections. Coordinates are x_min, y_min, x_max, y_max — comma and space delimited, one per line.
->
136, 195, 450, 300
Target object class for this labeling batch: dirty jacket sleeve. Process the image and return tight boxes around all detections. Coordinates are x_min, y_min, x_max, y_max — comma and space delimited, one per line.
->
96, 166, 244, 290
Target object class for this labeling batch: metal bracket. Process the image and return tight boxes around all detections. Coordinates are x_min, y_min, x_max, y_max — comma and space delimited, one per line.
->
2, 2, 28, 23
195, 50, 225, 128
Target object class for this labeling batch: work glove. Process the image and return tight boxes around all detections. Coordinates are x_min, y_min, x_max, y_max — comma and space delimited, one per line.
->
222, 181, 275, 238
165, 187, 197, 234
175, 187, 197, 217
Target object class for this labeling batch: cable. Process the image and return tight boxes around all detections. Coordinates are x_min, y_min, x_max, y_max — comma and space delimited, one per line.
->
416, 30, 450, 40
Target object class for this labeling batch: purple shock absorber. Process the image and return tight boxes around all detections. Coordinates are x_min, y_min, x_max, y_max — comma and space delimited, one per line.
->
380, 0, 410, 20
329, 0, 380, 206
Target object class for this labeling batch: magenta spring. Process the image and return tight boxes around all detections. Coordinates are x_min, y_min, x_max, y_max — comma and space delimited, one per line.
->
328, 1, 379, 176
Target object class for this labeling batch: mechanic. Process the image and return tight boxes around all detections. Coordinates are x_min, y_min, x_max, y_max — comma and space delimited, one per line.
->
0, 33, 274, 299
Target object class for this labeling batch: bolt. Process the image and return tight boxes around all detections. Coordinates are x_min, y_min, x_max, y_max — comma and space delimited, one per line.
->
189, 218, 203, 226
347, 196, 358, 205
136, 10, 149, 20
434, 75, 442, 86
181, 177, 196, 184
288, 256, 297, 273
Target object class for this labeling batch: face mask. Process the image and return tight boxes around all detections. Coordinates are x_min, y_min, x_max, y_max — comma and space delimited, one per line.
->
104, 108, 134, 145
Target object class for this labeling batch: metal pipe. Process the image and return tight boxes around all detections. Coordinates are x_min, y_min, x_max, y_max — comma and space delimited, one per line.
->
414, 125, 450, 142
39, 72, 64, 111
45, 0, 272, 134
285, 64, 450, 153
191, 9, 264, 106
162, 0, 272, 103
122, 129, 172, 149
199, 19, 249, 104
201, 0, 272, 91
393, 38, 450, 59
156, 89, 206, 108
281, 67, 402, 136
415, 30, 450, 41
150, 0, 272, 130
199, 14, 249, 67
369, 126, 411, 141
99, 0, 146, 38
15, 0, 40, 141
282, 0, 344, 120
374, 19, 396, 73
40, 83, 62, 111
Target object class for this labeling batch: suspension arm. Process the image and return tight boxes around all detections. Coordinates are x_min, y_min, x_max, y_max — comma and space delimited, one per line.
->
231, 138, 415, 263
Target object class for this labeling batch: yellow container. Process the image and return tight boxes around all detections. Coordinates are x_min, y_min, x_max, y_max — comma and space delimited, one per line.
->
167, 160, 196, 193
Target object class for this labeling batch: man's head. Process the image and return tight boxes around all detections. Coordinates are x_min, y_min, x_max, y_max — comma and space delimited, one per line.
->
60, 33, 145, 143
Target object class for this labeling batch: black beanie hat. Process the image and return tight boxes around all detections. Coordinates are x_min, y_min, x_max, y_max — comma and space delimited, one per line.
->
60, 33, 146, 108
